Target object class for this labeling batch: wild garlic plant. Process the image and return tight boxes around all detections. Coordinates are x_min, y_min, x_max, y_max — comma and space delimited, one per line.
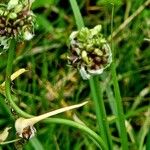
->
68, 25, 112, 80
15, 101, 88, 139
69, 0, 129, 150
68, 24, 113, 149
0, 0, 91, 148
0, 0, 128, 149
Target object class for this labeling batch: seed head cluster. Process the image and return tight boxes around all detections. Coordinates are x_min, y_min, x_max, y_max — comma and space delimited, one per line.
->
68, 25, 112, 79
0, 0, 35, 49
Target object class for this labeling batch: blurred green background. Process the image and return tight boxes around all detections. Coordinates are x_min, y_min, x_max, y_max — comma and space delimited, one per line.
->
0, 0, 150, 149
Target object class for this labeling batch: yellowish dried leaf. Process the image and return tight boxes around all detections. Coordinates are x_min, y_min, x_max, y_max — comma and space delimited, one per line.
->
0, 127, 11, 143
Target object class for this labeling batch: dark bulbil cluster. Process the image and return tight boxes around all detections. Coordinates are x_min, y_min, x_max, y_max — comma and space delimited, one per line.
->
68, 25, 112, 80
0, 5, 35, 39
0, 0, 36, 49
69, 41, 110, 70
0, 7, 34, 39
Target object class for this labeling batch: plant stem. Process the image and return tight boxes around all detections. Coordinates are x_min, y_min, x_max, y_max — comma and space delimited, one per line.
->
44, 118, 107, 150
0, 139, 20, 145
110, 5, 128, 150
69, 0, 113, 149
89, 76, 113, 149
69, 0, 84, 30
5, 39, 32, 118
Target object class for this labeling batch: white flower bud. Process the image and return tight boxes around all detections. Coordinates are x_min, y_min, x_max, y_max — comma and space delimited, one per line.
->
3, 11, 8, 16
81, 51, 90, 64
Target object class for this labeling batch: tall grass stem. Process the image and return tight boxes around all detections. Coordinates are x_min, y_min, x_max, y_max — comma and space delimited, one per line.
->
110, 5, 128, 150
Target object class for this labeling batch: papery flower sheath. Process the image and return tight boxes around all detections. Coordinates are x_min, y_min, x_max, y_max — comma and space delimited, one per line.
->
15, 101, 88, 139
0, 0, 36, 49
68, 25, 112, 80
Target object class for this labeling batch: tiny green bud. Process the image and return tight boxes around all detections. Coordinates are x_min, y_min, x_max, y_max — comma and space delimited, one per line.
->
3, 11, 8, 16
94, 48, 103, 56
9, 12, 17, 19
100, 38, 106, 43
78, 28, 90, 42
19, 21, 24, 26
0, 9, 4, 16
90, 24, 102, 36
81, 51, 90, 64
86, 44, 94, 52
14, 4, 23, 13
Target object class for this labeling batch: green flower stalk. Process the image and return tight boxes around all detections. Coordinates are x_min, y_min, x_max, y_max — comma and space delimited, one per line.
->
68, 25, 112, 80
0, 0, 35, 49
3, 0, 36, 118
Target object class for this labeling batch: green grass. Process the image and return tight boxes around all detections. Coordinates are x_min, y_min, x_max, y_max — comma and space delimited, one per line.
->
0, 0, 150, 149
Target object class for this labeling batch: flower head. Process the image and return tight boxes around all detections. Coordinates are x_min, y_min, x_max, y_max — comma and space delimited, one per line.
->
68, 25, 112, 80
0, 0, 36, 49
15, 101, 88, 139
